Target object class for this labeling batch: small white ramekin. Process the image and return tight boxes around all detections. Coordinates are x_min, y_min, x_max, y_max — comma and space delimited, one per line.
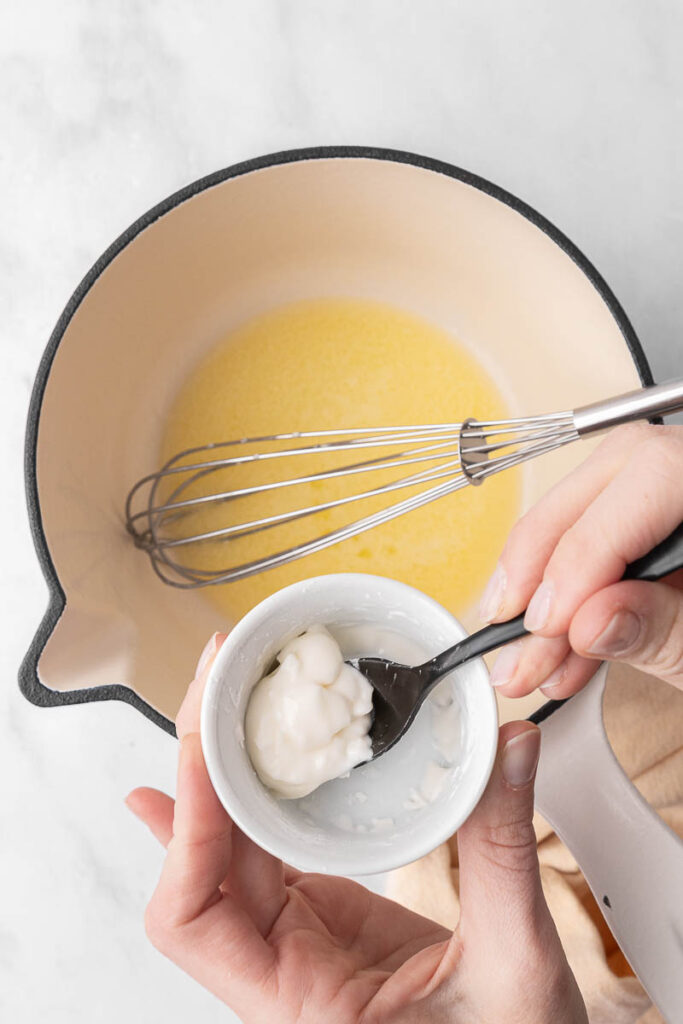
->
200, 573, 498, 875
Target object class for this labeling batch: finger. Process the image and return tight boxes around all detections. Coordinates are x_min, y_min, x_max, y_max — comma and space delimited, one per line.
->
183, 630, 286, 929
126, 787, 175, 847
488, 634, 571, 697
173, 732, 286, 938
569, 579, 683, 691
455, 723, 586, 1018
155, 733, 234, 925
179, 634, 286, 933
179, 633, 286, 932
479, 423, 648, 623
145, 754, 274, 1015
454, 730, 588, 1021
524, 430, 683, 637
223, 826, 286, 936
457, 724, 561, 956
176, 632, 228, 740
145, 733, 275, 991
537, 649, 598, 699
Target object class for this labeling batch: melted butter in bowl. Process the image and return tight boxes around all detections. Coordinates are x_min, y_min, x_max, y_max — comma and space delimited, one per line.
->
162, 298, 521, 624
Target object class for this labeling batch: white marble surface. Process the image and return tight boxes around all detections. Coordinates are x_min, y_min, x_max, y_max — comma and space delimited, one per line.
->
2, 1, 682, 1021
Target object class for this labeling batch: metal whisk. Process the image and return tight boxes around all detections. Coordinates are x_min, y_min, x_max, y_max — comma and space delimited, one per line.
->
125, 379, 683, 587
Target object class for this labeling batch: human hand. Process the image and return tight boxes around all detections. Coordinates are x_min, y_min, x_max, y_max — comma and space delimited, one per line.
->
480, 423, 683, 699
126, 635, 586, 1023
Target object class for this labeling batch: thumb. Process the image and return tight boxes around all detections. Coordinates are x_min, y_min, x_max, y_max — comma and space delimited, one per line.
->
457, 723, 556, 954
569, 579, 683, 690
455, 723, 587, 1022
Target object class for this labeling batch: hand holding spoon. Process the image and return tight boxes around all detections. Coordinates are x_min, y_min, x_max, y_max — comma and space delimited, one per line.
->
351, 523, 683, 759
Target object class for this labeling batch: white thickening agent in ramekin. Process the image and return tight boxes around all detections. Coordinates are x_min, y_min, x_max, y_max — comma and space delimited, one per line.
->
200, 574, 498, 876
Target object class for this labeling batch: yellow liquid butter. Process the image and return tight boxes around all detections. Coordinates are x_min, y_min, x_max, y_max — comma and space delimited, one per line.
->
162, 299, 520, 624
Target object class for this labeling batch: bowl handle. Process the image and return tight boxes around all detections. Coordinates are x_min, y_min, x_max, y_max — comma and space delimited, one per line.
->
534, 663, 683, 1021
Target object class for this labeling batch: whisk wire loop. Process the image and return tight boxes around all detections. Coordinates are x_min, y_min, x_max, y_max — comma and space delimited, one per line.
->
124, 380, 683, 586
125, 415, 578, 585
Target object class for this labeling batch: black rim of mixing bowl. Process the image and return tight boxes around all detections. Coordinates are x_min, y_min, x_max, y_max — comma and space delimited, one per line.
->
20, 145, 655, 736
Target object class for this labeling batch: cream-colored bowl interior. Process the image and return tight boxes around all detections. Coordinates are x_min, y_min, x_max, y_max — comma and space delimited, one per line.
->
34, 156, 643, 721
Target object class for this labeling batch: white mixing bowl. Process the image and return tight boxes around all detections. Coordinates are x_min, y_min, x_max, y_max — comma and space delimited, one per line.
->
200, 573, 497, 875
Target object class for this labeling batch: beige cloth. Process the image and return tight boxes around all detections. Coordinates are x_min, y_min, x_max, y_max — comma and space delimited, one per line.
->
387, 666, 683, 1023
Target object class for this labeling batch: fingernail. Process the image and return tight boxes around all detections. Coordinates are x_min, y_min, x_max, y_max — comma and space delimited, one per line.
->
524, 581, 554, 632
195, 632, 220, 678
587, 610, 642, 656
489, 642, 522, 688
502, 728, 541, 788
540, 660, 568, 695
479, 563, 506, 622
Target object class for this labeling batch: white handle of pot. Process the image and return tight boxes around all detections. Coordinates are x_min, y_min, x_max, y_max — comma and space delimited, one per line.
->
534, 663, 683, 1022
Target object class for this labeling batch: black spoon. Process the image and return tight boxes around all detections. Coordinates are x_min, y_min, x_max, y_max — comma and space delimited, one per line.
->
349, 522, 683, 760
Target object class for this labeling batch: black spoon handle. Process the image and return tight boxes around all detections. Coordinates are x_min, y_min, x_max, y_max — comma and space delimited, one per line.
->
622, 520, 683, 580
421, 521, 683, 686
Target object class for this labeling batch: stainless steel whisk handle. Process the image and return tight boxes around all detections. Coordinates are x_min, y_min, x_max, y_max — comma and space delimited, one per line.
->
572, 378, 683, 436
